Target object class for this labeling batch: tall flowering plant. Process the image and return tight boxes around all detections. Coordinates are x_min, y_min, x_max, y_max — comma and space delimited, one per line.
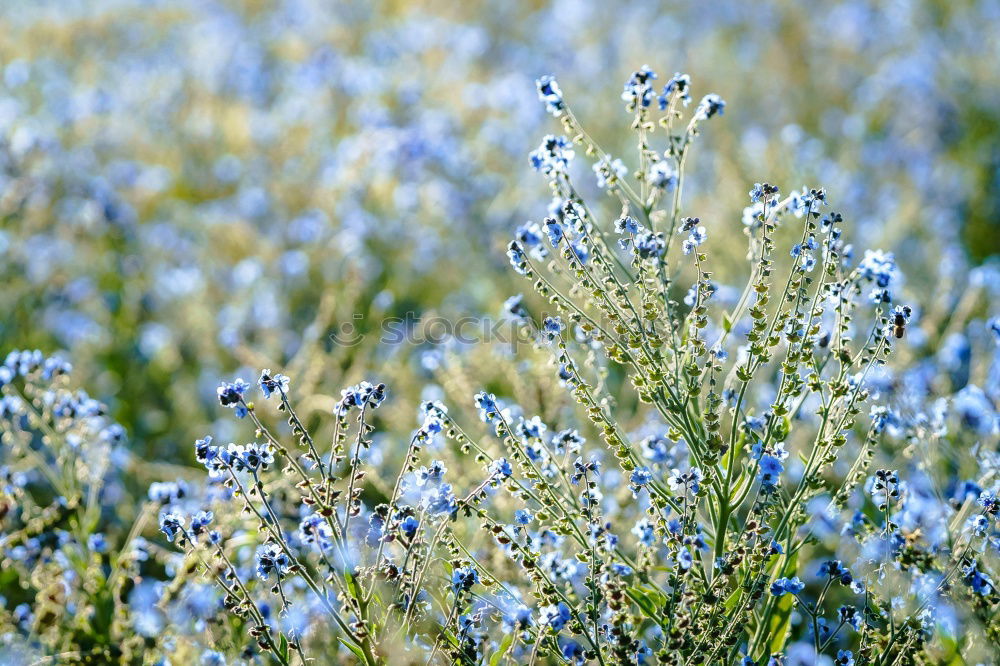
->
154, 69, 996, 664
4, 67, 997, 665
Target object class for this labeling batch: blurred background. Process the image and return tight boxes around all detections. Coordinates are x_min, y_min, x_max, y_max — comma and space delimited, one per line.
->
1, 0, 998, 474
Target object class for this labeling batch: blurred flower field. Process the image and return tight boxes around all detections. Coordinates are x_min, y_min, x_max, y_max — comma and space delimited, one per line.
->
0, 1, 998, 664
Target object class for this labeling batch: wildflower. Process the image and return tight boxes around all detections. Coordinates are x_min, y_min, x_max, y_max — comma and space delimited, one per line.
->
871, 469, 900, 510
507, 241, 529, 275
979, 489, 999, 516
148, 480, 188, 504
489, 457, 513, 479
299, 513, 333, 550
677, 547, 694, 570
859, 249, 901, 302
962, 563, 994, 596
550, 428, 584, 455
451, 565, 479, 595
88, 533, 108, 553
667, 467, 703, 494
634, 230, 666, 259
682, 225, 707, 255
514, 509, 534, 525
415, 460, 448, 486
336, 381, 387, 413
571, 456, 601, 484
535, 75, 564, 116
593, 155, 628, 189
818, 560, 854, 586
159, 511, 185, 543
255, 542, 291, 580
501, 603, 533, 632
529, 135, 574, 176
621, 65, 657, 109
694, 93, 726, 120
648, 160, 677, 189
615, 215, 640, 235
835, 650, 855, 666
217, 378, 250, 418
400, 515, 420, 539
560, 639, 585, 664
257, 369, 290, 399
423, 483, 457, 515
474, 392, 501, 423
839, 605, 860, 629
632, 519, 656, 546
629, 467, 653, 497
757, 454, 784, 489
541, 316, 564, 342
966, 514, 989, 536
515, 221, 546, 257
658, 72, 691, 108
539, 601, 572, 630
542, 216, 564, 246
226, 442, 275, 473
770, 576, 805, 597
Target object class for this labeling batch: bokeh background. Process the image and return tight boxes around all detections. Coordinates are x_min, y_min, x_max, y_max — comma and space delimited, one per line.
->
2, 0, 998, 473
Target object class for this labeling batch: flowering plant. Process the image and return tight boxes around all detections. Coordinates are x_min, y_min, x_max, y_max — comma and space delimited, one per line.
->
2, 66, 998, 665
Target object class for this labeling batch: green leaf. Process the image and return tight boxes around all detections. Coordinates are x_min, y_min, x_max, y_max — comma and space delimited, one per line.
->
767, 593, 795, 655
490, 631, 515, 666
339, 637, 367, 662
722, 313, 733, 333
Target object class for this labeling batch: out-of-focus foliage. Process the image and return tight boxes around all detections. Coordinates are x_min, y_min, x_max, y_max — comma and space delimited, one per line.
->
1, 0, 997, 456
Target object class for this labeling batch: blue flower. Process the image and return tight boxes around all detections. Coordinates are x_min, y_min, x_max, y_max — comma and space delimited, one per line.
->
148, 480, 188, 503
667, 467, 703, 494
336, 381, 387, 413
541, 316, 564, 342
539, 601, 571, 630
560, 638, 586, 664
255, 542, 291, 580
159, 511, 185, 542
514, 509, 534, 525
658, 72, 691, 108
695, 94, 726, 120
535, 75, 564, 116
632, 518, 656, 546
423, 483, 457, 515
621, 65, 657, 108
217, 378, 250, 418
963, 562, 994, 596
615, 215, 641, 235
835, 650, 855, 666
474, 392, 501, 423
818, 560, 853, 585
299, 513, 334, 550
507, 241, 528, 275
757, 454, 784, 489
191, 510, 214, 537
88, 533, 108, 553
226, 442, 275, 473
629, 467, 653, 497
682, 225, 707, 255
400, 515, 420, 539
450, 565, 479, 594
529, 135, 574, 176
258, 369, 290, 399
634, 230, 666, 259
489, 457, 513, 479
770, 576, 805, 597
